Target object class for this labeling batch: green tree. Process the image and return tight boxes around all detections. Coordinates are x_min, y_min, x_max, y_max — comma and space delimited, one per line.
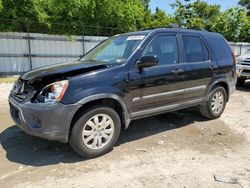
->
0, 0, 249, 42
239, 0, 250, 15
0, 0, 146, 35
0, 0, 2, 10
171, 0, 191, 27
191, 0, 220, 30
171, 0, 250, 42
211, 8, 250, 42
141, 0, 150, 9
81, 0, 145, 35
171, 0, 220, 30
45, 0, 88, 34
147, 7, 175, 28
0, 0, 51, 32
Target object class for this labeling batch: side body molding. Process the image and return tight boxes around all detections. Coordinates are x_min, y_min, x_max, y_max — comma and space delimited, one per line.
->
76, 93, 131, 129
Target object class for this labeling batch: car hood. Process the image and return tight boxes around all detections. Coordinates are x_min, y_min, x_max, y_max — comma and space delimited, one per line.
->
21, 60, 112, 83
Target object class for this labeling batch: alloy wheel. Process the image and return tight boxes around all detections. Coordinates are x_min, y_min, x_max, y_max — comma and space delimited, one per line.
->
82, 114, 115, 150
211, 91, 224, 114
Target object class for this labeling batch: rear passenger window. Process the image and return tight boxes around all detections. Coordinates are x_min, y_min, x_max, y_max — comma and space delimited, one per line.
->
206, 36, 232, 60
183, 36, 210, 63
142, 36, 179, 65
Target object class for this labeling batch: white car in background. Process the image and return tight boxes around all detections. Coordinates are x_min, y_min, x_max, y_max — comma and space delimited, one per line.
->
237, 54, 250, 86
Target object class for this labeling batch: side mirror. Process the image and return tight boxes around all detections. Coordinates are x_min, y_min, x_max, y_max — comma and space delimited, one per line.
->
136, 55, 159, 70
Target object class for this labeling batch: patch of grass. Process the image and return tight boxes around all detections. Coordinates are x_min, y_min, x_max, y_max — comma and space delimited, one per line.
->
0, 76, 18, 83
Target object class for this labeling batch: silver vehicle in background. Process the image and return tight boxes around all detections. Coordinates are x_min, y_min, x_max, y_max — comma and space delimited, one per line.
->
237, 52, 250, 86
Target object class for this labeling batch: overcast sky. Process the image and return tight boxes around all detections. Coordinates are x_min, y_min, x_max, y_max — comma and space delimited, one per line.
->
149, 0, 239, 13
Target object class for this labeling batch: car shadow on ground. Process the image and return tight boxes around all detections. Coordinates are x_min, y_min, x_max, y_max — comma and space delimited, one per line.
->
236, 80, 250, 91
1, 108, 208, 167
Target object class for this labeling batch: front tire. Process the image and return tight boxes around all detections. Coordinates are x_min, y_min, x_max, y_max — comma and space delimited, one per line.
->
69, 106, 121, 158
200, 86, 227, 119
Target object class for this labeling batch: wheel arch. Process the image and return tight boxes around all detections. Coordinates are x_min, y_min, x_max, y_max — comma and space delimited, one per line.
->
206, 79, 230, 102
68, 94, 131, 141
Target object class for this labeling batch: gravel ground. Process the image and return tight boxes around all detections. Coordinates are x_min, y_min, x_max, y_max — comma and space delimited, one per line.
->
0, 82, 250, 188
0, 83, 12, 103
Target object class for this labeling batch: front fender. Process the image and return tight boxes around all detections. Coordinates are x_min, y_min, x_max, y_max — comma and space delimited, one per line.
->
75, 93, 131, 129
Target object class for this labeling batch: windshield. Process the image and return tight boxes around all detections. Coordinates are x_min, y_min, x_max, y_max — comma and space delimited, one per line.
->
80, 35, 145, 64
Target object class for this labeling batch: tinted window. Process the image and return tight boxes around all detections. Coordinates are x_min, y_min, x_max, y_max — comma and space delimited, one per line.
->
183, 36, 209, 62
142, 36, 178, 65
206, 35, 232, 60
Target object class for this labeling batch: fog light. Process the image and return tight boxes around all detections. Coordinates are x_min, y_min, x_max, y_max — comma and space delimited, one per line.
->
29, 117, 42, 129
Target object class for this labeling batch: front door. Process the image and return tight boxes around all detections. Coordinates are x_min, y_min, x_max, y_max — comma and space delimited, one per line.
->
128, 34, 186, 118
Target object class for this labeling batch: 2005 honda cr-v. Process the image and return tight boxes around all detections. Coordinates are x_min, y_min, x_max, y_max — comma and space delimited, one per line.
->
9, 28, 237, 158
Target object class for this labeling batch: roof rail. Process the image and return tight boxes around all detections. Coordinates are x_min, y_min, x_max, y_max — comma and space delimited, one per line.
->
139, 24, 180, 31
138, 25, 209, 32
170, 24, 180, 29
139, 26, 166, 31
201, 28, 208, 32
188, 28, 208, 32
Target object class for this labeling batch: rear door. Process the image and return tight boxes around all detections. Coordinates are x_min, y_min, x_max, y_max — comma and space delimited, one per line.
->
128, 33, 186, 117
180, 34, 217, 102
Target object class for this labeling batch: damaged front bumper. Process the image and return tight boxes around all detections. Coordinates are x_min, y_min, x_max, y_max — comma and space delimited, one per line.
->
9, 95, 80, 143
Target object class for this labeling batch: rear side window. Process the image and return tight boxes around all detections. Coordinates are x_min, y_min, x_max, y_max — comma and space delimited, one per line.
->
183, 36, 210, 63
206, 35, 232, 61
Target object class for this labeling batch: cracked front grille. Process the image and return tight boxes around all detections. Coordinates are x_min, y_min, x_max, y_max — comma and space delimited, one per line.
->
11, 79, 34, 102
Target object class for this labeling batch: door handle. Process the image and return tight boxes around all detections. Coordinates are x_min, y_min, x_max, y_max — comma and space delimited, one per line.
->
172, 69, 183, 74
209, 65, 218, 70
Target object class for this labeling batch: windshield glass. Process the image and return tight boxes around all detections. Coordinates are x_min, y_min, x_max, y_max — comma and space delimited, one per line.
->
80, 35, 145, 64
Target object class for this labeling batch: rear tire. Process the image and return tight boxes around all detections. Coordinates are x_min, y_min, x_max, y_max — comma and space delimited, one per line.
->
69, 105, 121, 158
200, 86, 227, 119
236, 78, 245, 87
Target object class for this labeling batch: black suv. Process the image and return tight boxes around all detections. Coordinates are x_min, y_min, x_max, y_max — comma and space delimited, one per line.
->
9, 28, 237, 158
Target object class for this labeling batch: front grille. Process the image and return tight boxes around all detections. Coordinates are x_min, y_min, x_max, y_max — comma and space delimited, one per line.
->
242, 58, 250, 65
11, 79, 34, 102
242, 69, 250, 74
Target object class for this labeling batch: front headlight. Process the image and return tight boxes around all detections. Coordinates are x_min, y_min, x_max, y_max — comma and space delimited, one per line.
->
39, 80, 69, 103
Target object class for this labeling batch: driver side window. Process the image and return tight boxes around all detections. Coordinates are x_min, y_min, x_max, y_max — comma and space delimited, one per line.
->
142, 35, 179, 65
